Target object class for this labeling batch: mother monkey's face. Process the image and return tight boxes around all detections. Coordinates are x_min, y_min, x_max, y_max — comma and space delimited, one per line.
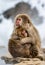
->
16, 17, 22, 27
15, 14, 32, 29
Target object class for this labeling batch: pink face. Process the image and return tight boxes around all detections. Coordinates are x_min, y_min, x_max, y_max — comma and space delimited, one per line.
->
21, 30, 27, 37
16, 18, 22, 26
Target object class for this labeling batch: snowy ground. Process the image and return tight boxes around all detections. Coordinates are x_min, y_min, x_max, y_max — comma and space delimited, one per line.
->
0, 0, 45, 48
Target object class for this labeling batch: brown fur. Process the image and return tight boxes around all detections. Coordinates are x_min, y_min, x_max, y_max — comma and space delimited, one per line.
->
8, 14, 44, 60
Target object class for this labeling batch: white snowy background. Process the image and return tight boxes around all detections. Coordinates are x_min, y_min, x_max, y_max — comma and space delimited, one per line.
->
0, 0, 45, 48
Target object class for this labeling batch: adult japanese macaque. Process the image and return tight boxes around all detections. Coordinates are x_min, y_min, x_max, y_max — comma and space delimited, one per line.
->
8, 14, 44, 60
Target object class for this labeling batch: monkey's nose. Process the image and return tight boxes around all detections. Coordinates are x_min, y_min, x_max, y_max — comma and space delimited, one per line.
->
16, 21, 20, 26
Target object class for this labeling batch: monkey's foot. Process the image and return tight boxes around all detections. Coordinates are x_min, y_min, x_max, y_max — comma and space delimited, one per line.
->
1, 56, 18, 64
36, 56, 44, 61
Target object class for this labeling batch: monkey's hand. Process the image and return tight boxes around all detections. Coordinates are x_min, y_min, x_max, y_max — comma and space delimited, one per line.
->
20, 37, 35, 45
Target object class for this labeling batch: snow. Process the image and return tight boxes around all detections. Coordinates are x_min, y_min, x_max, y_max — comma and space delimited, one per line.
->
36, 20, 45, 48
0, 0, 45, 48
0, 15, 13, 47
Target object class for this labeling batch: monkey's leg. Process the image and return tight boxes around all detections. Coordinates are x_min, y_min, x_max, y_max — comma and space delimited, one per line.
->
1, 56, 33, 64
1, 56, 24, 64
36, 51, 44, 61
36, 48, 44, 60
8, 39, 21, 58
29, 45, 38, 58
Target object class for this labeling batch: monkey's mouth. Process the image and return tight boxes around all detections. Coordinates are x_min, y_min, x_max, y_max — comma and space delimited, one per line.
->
16, 23, 20, 26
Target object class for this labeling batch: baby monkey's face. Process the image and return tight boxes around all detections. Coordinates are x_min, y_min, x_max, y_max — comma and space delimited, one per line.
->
21, 30, 28, 37
17, 29, 29, 38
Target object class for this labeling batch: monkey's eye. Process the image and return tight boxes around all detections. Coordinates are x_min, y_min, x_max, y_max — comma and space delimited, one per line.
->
19, 19, 21, 21
17, 18, 21, 21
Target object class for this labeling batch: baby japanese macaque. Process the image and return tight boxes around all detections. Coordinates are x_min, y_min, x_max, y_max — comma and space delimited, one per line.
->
8, 14, 44, 60
15, 26, 29, 39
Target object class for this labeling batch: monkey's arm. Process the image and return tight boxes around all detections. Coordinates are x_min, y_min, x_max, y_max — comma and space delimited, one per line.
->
20, 37, 35, 45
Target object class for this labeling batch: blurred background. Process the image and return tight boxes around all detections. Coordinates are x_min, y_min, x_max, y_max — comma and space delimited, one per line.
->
0, 0, 45, 48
